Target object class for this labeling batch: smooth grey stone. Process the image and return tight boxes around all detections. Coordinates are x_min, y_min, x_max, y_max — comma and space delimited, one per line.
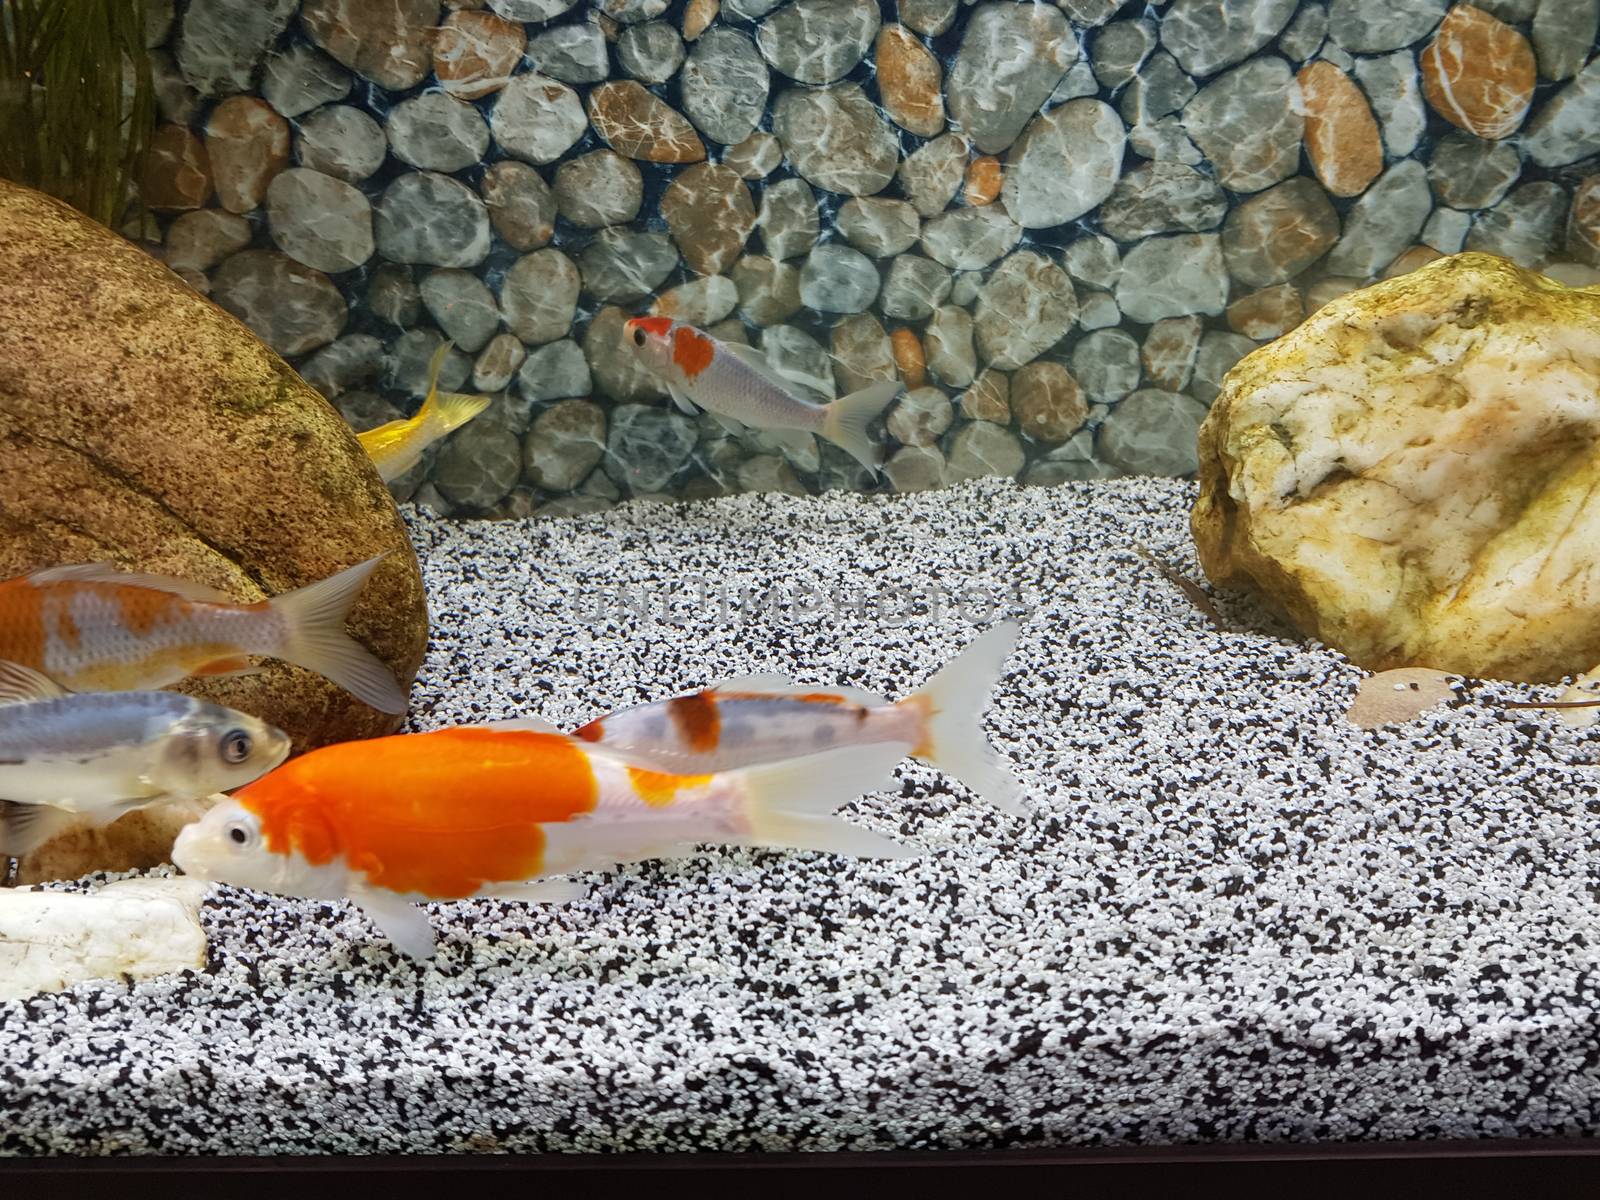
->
265, 168, 373, 273
1114, 234, 1229, 323
946, 421, 1026, 481
837, 197, 920, 258
1465, 182, 1569, 267
1191, 331, 1256, 404
1062, 235, 1121, 291
1323, 160, 1432, 278
682, 28, 771, 146
499, 249, 580, 345
1097, 389, 1207, 476
1182, 56, 1303, 193
1526, 59, 1600, 168
262, 43, 349, 118
386, 93, 490, 172
578, 229, 679, 302
1353, 51, 1427, 158
772, 83, 899, 197
1001, 98, 1126, 229
1072, 329, 1141, 404
296, 104, 386, 183
1327, 0, 1445, 53
947, 2, 1079, 154
1161, 0, 1297, 77
757, 0, 879, 85
517, 340, 593, 404
879, 255, 953, 320
617, 21, 686, 84
798, 244, 881, 313
176, 0, 296, 96
527, 23, 609, 84
523, 399, 607, 494
420, 269, 500, 354
605, 405, 698, 493
1099, 162, 1226, 242
757, 178, 821, 260
554, 151, 644, 228
1427, 132, 1522, 211
920, 207, 1022, 271
374, 172, 491, 268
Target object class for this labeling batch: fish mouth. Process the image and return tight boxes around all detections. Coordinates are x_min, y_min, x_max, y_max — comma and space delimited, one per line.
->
168, 822, 210, 880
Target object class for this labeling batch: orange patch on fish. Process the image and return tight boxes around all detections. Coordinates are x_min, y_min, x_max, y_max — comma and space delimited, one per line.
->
668, 691, 721, 751
241, 728, 602, 899
114, 585, 186, 637
671, 325, 715, 379
627, 764, 711, 808
194, 655, 253, 676
573, 718, 604, 742
0, 580, 49, 668
629, 316, 674, 339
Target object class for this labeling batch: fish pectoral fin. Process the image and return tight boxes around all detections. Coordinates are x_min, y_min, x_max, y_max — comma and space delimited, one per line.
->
711, 413, 746, 436
667, 385, 700, 416
478, 879, 589, 904
473, 716, 565, 735
25, 563, 237, 605
0, 800, 76, 859
0, 660, 70, 705
350, 886, 437, 961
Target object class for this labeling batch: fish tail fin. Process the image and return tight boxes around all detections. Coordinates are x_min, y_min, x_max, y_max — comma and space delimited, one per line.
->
415, 388, 492, 442
820, 380, 901, 474
902, 621, 1026, 816
737, 744, 921, 859
0, 800, 75, 860
269, 556, 408, 714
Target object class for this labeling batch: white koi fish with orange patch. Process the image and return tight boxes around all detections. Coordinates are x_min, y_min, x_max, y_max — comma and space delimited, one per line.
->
622, 316, 902, 474
0, 556, 406, 713
172, 723, 914, 960
357, 342, 491, 482
574, 623, 1025, 816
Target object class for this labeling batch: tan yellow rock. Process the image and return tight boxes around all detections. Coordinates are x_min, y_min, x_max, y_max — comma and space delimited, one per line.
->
0, 179, 429, 878
1193, 252, 1600, 683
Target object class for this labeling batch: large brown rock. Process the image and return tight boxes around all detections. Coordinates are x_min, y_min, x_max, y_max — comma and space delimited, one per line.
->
1193, 252, 1600, 683
0, 179, 429, 879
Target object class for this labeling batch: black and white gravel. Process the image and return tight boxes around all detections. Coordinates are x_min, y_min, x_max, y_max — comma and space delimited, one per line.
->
3, 476, 1600, 1155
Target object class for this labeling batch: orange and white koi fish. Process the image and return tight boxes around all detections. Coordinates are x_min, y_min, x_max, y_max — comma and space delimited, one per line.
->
172, 724, 914, 959
574, 622, 1025, 816
0, 556, 406, 713
357, 342, 491, 482
622, 316, 902, 474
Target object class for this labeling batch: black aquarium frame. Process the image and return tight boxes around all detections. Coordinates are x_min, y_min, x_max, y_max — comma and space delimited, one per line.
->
5, 1139, 1600, 1194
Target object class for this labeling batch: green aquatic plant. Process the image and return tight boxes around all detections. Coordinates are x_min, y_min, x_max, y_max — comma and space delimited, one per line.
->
0, 0, 155, 228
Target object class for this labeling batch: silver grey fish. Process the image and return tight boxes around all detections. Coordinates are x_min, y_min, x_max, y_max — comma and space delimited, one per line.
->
0, 662, 290, 859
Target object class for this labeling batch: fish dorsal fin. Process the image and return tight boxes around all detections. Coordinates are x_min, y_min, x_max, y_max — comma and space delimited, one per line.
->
0, 660, 68, 705
473, 716, 566, 735
710, 671, 795, 691
421, 338, 454, 401
723, 343, 833, 403
25, 563, 237, 604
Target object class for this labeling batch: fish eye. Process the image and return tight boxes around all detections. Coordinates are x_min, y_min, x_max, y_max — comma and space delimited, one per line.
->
224, 819, 256, 849
631, 326, 646, 347
220, 729, 253, 764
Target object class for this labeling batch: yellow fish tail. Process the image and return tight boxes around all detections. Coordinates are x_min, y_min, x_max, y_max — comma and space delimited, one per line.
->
356, 341, 491, 482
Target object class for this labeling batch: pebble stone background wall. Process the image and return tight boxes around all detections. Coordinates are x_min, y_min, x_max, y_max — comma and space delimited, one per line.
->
133, 0, 1600, 518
